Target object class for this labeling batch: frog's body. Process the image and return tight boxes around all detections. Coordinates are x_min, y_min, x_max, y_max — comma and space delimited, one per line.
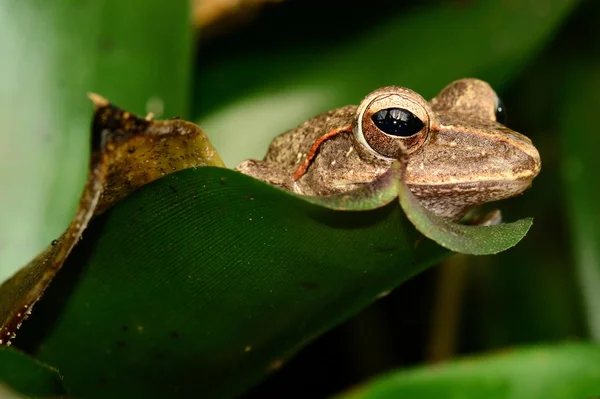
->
236, 79, 541, 220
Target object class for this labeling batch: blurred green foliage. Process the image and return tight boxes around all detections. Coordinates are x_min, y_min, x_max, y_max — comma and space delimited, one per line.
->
338, 343, 600, 399
1, 0, 600, 398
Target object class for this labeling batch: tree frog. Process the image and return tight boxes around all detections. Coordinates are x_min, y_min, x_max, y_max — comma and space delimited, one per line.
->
236, 79, 541, 220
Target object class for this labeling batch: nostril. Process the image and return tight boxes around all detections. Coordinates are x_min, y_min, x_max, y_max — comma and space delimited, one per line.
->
494, 141, 509, 154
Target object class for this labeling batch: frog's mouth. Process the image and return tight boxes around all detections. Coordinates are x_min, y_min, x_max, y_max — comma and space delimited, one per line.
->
409, 178, 533, 201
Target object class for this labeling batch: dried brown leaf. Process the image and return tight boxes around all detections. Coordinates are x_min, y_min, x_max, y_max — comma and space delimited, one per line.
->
0, 96, 224, 345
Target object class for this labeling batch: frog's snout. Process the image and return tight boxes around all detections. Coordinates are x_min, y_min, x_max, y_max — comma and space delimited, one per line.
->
509, 137, 541, 183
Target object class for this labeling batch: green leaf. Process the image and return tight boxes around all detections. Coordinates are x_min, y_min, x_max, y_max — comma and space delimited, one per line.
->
17, 156, 533, 398
561, 62, 600, 340
195, 0, 578, 167
20, 166, 447, 399
336, 343, 600, 399
0, 346, 65, 397
0, 0, 192, 283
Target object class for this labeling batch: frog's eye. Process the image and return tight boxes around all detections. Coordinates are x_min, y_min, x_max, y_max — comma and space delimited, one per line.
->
494, 95, 507, 124
371, 108, 424, 136
355, 88, 430, 159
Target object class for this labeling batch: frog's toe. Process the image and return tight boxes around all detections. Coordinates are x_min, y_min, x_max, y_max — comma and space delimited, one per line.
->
461, 208, 502, 226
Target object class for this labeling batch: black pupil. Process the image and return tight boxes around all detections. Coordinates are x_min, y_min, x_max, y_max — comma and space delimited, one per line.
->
371, 108, 424, 137
495, 96, 507, 124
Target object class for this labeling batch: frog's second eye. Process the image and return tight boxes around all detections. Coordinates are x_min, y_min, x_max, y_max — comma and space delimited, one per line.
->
371, 108, 424, 137
494, 95, 507, 124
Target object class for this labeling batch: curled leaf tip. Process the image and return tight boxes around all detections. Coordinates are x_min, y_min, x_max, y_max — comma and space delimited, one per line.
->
295, 152, 532, 255
87, 92, 109, 108
394, 157, 533, 255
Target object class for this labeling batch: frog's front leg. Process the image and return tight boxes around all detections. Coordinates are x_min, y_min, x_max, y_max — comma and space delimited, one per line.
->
235, 160, 295, 192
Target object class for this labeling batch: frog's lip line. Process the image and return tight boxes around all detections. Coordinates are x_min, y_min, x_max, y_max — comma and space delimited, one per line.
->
406, 174, 536, 187
336, 175, 534, 190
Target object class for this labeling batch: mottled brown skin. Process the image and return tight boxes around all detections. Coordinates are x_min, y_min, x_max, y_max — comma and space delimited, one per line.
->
236, 79, 541, 220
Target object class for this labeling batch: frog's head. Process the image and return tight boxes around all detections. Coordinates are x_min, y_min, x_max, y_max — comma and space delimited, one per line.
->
351, 79, 541, 218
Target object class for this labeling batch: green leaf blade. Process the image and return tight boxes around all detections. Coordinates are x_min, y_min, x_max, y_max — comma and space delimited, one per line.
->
20, 167, 446, 399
